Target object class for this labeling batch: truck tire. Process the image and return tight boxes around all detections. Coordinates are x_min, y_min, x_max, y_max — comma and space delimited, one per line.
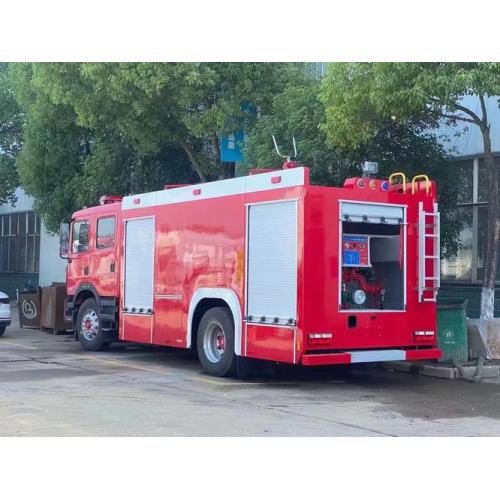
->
197, 306, 237, 377
0, 325, 5, 336
76, 298, 111, 351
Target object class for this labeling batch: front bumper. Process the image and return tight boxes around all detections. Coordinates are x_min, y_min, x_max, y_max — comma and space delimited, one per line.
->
301, 348, 441, 366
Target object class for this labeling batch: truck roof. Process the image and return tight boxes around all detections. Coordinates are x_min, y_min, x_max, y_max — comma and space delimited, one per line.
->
72, 200, 122, 219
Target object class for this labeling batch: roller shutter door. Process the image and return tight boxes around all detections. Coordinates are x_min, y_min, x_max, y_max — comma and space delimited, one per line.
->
246, 200, 297, 325
124, 217, 154, 311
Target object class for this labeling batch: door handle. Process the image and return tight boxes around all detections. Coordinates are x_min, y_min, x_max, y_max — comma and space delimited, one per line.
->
110, 262, 115, 272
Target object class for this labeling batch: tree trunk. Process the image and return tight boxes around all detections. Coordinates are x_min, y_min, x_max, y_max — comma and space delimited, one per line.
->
211, 134, 226, 179
179, 141, 207, 182
222, 162, 236, 178
480, 119, 499, 319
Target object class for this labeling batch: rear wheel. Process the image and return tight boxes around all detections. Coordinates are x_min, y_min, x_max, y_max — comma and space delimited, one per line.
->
0, 325, 6, 336
76, 298, 111, 351
197, 307, 236, 377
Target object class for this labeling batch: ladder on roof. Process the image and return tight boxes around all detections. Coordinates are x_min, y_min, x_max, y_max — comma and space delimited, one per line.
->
418, 202, 440, 303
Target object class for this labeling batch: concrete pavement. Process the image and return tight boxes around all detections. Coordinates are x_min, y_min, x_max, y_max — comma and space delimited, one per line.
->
1, 307, 500, 436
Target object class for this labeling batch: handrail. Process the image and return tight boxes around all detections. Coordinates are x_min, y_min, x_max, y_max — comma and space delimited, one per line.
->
388, 172, 407, 193
411, 174, 430, 195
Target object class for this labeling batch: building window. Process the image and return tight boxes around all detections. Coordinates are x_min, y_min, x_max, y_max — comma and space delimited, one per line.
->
441, 157, 500, 284
0, 211, 41, 273
441, 206, 473, 281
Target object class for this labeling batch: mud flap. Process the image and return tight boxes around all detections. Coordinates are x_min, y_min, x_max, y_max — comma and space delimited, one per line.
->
236, 356, 276, 379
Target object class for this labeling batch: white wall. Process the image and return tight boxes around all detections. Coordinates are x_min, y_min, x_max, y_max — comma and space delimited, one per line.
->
0, 187, 34, 213
39, 228, 66, 285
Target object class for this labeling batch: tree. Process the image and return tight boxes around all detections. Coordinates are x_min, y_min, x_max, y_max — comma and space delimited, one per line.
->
245, 77, 463, 257
29, 62, 298, 181
9, 63, 298, 230
9, 63, 200, 231
0, 62, 22, 205
321, 63, 500, 319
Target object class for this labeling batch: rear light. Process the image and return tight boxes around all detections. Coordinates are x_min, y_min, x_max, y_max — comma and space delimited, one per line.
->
414, 330, 435, 342
308, 333, 333, 345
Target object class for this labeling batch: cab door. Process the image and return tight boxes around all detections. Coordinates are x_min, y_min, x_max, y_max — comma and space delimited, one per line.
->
91, 215, 118, 296
67, 218, 92, 291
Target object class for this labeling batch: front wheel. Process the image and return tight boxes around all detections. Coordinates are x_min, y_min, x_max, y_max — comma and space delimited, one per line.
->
76, 298, 111, 351
197, 307, 236, 377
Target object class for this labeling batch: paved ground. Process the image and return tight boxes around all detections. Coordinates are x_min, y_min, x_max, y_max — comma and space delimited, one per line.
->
2, 307, 500, 436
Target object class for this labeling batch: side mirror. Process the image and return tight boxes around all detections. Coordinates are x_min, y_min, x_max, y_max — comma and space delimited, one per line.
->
59, 220, 70, 259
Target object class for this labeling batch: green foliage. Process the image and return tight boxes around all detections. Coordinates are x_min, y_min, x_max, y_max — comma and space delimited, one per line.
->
25, 62, 299, 180
7, 62, 299, 230
0, 62, 22, 204
246, 76, 462, 257
320, 62, 500, 149
319, 63, 500, 263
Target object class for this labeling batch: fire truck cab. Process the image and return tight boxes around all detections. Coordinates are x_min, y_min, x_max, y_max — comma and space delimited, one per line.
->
60, 163, 441, 376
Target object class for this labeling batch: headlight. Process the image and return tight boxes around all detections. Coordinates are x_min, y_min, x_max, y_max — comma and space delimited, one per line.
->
352, 290, 366, 305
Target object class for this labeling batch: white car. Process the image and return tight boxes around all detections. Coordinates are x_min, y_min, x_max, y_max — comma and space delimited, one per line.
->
0, 291, 11, 336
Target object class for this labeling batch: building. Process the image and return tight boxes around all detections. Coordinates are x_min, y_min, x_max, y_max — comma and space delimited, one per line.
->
0, 187, 66, 299
436, 95, 500, 317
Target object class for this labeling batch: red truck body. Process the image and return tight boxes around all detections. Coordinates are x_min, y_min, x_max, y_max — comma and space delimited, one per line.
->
64, 165, 441, 374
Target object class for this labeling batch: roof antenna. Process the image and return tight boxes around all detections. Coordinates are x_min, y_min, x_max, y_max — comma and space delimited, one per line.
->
272, 135, 298, 170
272, 135, 297, 162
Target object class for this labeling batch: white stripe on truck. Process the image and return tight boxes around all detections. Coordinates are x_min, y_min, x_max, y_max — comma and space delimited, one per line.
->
349, 350, 406, 363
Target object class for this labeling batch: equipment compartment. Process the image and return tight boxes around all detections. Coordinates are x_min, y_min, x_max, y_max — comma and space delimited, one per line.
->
340, 221, 405, 311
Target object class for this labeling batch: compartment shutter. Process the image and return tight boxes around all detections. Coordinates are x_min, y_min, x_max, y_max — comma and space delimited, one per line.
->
341, 202, 404, 224
247, 200, 297, 325
124, 217, 154, 310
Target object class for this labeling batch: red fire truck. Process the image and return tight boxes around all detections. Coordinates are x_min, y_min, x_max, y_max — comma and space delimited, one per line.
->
59, 160, 441, 376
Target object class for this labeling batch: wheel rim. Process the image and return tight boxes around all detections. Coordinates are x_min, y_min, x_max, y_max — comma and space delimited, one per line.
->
81, 309, 99, 341
203, 322, 226, 364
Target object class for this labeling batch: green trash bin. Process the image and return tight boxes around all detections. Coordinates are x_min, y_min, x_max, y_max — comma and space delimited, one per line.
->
436, 297, 468, 363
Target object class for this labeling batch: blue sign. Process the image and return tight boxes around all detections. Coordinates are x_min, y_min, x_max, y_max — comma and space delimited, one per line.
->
220, 130, 247, 163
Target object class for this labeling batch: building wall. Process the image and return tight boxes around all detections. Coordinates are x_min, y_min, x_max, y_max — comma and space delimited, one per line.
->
0, 187, 65, 299
433, 95, 500, 317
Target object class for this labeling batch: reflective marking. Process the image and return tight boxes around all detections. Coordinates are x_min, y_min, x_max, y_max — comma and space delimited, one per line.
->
122, 168, 305, 210
349, 350, 406, 363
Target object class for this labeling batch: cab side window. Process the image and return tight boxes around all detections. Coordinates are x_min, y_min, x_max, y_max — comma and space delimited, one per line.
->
72, 221, 89, 253
97, 216, 115, 249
